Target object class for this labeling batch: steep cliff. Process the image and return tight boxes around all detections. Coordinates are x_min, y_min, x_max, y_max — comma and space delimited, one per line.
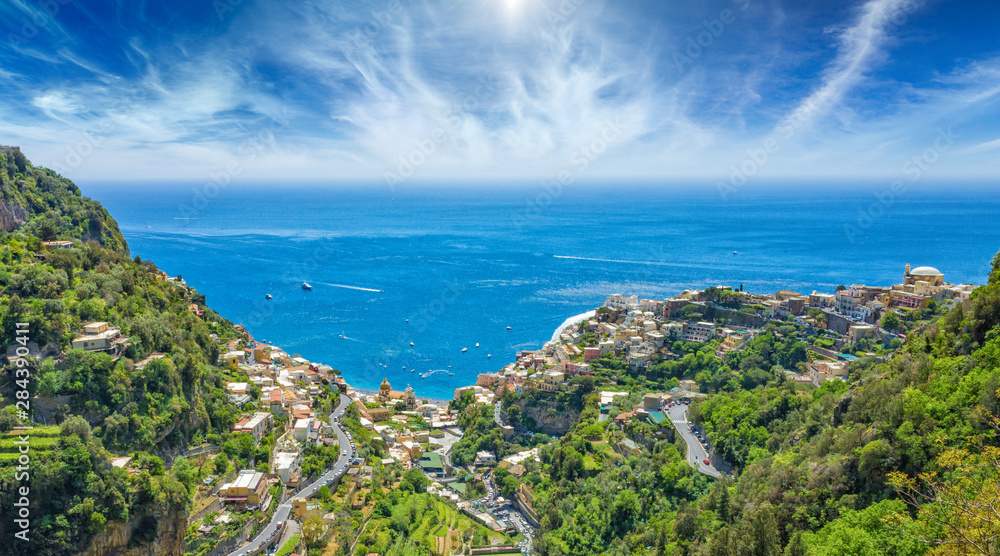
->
82, 507, 187, 556
0, 197, 27, 231
0, 151, 244, 556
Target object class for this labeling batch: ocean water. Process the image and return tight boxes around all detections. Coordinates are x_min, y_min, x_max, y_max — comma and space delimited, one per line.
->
83, 182, 1000, 399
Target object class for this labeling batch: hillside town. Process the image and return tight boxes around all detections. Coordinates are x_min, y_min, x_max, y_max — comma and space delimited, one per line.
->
57, 262, 972, 556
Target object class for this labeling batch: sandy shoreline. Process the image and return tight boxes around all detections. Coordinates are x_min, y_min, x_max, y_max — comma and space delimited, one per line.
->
551, 309, 597, 342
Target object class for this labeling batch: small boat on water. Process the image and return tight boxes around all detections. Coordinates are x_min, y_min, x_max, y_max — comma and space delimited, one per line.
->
487, 354, 491, 358
301, 282, 312, 290
265, 294, 272, 300
410, 342, 414, 347
506, 326, 512, 330
461, 347, 468, 353
733, 251, 738, 255
475, 343, 480, 348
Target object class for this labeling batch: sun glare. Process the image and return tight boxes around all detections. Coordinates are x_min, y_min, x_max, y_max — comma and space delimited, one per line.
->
504, 0, 525, 15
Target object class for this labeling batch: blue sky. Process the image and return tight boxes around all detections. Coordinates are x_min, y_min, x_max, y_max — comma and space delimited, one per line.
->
1, 0, 998, 184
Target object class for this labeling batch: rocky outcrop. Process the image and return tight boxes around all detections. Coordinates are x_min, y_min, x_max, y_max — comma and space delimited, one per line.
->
517, 400, 581, 436
0, 198, 27, 232
81, 506, 187, 556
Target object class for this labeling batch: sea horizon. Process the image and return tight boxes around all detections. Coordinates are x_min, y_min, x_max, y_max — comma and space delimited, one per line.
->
82, 182, 1000, 399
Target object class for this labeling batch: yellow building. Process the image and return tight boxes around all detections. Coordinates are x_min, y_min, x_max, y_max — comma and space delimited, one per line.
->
71, 322, 128, 355
903, 264, 944, 287
219, 470, 268, 508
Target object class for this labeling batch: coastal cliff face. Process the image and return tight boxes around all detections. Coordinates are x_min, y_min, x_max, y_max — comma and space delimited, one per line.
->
0, 198, 27, 231
516, 399, 580, 435
81, 507, 187, 556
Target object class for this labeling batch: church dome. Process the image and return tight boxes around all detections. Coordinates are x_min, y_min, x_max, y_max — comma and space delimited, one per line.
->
910, 266, 942, 276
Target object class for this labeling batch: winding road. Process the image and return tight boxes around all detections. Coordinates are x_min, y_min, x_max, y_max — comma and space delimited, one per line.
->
666, 403, 722, 478
228, 392, 355, 556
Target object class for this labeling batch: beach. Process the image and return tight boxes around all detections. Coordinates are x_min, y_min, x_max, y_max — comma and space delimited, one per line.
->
552, 310, 597, 342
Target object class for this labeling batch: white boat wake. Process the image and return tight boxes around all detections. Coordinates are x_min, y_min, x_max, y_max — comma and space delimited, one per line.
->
318, 282, 384, 293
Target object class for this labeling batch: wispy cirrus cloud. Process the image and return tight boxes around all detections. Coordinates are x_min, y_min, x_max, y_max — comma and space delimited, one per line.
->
0, 0, 997, 183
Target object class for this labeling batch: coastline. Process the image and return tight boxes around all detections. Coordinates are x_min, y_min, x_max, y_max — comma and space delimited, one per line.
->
551, 310, 597, 342
343, 308, 599, 402
351, 386, 452, 407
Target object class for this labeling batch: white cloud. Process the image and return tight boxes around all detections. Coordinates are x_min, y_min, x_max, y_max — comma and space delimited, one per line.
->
775, 0, 915, 135
32, 91, 82, 113
968, 137, 1000, 154
2, 0, 1000, 182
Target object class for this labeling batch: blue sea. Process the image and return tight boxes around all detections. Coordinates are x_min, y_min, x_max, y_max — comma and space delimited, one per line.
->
84, 182, 1000, 399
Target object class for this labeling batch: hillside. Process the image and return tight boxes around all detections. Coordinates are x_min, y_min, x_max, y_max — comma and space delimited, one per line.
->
2, 147, 999, 556
0, 150, 248, 555
502, 253, 1000, 556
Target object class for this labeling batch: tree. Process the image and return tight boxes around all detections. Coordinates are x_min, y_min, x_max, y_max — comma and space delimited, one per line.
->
731, 503, 780, 556
882, 312, 902, 332
784, 532, 806, 556
611, 489, 641, 534
709, 526, 732, 556
60, 415, 92, 441
215, 452, 229, 474
673, 500, 698, 542
889, 443, 1000, 555
317, 485, 331, 501
171, 456, 197, 494
401, 468, 430, 493
803, 500, 925, 556
302, 515, 326, 548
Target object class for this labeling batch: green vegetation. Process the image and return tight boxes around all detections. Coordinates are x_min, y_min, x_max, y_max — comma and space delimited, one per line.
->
275, 533, 301, 556
0, 151, 249, 555
501, 252, 1000, 555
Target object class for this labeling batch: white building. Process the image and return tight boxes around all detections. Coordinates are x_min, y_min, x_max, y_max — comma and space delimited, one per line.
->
474, 450, 496, 465
682, 321, 716, 342
293, 417, 314, 442
71, 322, 127, 354
274, 451, 300, 484
604, 294, 639, 310
233, 412, 273, 442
